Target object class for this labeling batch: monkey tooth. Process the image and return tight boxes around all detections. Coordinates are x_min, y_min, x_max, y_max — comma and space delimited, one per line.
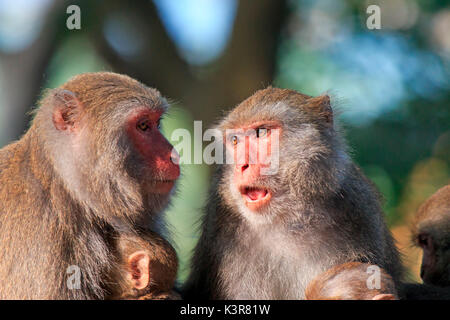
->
239, 186, 271, 210
245, 187, 268, 201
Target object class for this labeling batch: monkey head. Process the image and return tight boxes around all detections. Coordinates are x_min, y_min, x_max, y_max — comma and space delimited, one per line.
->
35, 72, 180, 220
305, 262, 398, 300
217, 87, 347, 225
109, 233, 179, 300
412, 185, 450, 287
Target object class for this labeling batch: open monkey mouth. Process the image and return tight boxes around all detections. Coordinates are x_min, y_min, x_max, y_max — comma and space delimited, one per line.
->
239, 186, 272, 211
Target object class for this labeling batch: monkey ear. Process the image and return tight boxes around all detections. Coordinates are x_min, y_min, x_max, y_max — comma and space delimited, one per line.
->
305, 95, 333, 125
128, 251, 150, 290
372, 294, 396, 300
51, 89, 82, 131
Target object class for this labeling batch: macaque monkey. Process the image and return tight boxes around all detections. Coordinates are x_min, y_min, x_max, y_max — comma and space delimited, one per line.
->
411, 185, 450, 287
0, 72, 180, 299
108, 232, 180, 300
305, 262, 398, 300
184, 87, 403, 299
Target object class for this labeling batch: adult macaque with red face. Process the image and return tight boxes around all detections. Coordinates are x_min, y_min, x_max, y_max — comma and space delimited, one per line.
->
184, 87, 402, 299
0, 72, 179, 299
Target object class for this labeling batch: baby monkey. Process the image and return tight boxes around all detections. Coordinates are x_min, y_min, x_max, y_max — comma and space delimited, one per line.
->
108, 231, 180, 300
305, 262, 398, 300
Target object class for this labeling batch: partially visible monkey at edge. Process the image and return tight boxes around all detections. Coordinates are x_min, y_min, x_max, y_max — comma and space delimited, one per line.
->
412, 185, 450, 287
183, 87, 403, 299
0, 72, 180, 299
399, 185, 450, 300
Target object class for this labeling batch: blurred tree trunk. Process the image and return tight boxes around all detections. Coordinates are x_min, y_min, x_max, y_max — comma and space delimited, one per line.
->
0, 1, 65, 147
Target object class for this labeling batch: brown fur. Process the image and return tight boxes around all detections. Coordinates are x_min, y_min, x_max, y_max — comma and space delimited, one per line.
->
184, 87, 403, 299
107, 232, 180, 300
412, 185, 450, 235
305, 262, 398, 300
0, 72, 176, 299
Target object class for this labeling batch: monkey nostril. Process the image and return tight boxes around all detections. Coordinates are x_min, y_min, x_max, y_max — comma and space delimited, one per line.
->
241, 164, 249, 172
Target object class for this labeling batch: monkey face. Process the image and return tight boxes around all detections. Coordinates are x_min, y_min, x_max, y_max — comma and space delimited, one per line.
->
125, 108, 180, 195
224, 121, 281, 213
414, 186, 450, 288
418, 230, 450, 287
221, 122, 336, 226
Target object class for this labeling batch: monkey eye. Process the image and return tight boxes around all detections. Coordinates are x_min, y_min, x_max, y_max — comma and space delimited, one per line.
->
231, 136, 239, 145
157, 119, 161, 130
137, 121, 150, 132
256, 127, 269, 138
418, 234, 429, 248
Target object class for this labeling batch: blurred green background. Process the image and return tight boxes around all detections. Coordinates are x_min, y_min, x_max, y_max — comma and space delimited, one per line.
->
0, 0, 449, 283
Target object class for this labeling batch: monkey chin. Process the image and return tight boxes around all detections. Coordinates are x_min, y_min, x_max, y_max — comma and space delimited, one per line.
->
149, 180, 176, 194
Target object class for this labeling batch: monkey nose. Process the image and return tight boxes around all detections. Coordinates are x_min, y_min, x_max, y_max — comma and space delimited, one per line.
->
237, 164, 249, 173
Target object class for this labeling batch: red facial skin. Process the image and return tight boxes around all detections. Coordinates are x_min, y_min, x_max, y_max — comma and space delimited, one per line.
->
127, 109, 180, 194
227, 121, 281, 212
